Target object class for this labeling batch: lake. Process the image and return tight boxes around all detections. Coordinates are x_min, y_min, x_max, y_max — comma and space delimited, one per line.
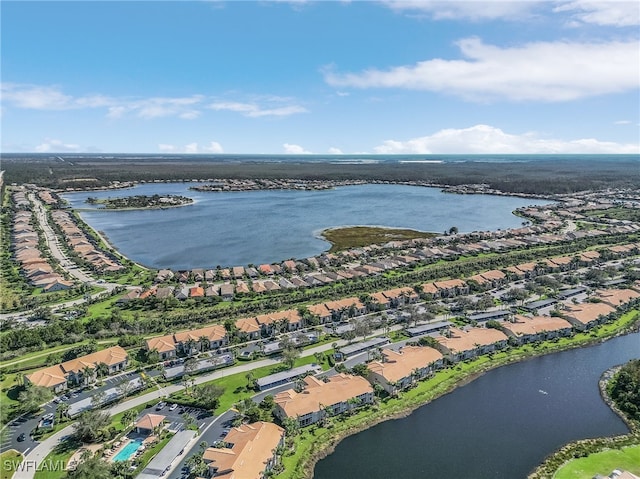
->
62, 183, 550, 270
313, 332, 640, 479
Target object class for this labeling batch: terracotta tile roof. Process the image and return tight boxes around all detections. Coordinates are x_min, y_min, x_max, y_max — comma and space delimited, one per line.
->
437, 327, 508, 354
564, 302, 615, 325
422, 283, 439, 294
307, 303, 331, 317
481, 270, 506, 281
595, 288, 640, 307
515, 262, 537, 272
382, 287, 418, 300
25, 365, 67, 389
371, 292, 389, 304
60, 346, 128, 374
254, 309, 301, 326
146, 335, 176, 353
274, 374, 373, 419
323, 297, 365, 312
433, 279, 467, 290
189, 286, 204, 297
203, 421, 284, 479
135, 413, 165, 431
367, 346, 443, 383
235, 317, 261, 334
174, 325, 227, 344
503, 315, 572, 337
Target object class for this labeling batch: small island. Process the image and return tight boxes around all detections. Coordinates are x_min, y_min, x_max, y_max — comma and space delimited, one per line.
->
85, 194, 193, 209
321, 225, 438, 252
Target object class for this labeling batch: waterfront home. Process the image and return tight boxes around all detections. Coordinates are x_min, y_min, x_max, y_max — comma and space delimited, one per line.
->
155, 269, 174, 282
259, 264, 273, 275
145, 334, 177, 360
563, 302, 616, 331
500, 314, 573, 345
436, 327, 508, 362
367, 346, 444, 396
202, 421, 284, 478
174, 324, 228, 353
135, 413, 166, 435
273, 374, 374, 427
595, 288, 640, 310
25, 346, 129, 391
232, 266, 245, 278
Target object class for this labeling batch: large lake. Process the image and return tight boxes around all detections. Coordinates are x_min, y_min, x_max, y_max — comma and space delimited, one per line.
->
62, 183, 550, 270
314, 332, 640, 479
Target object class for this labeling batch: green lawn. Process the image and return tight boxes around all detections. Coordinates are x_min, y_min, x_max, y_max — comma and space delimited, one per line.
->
33, 437, 81, 479
170, 354, 325, 415
554, 445, 640, 479
0, 450, 23, 479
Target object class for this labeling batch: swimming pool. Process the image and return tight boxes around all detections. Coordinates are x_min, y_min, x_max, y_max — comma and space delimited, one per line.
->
113, 438, 143, 462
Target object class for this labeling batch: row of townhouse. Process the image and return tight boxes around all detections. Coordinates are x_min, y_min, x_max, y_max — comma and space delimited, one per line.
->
11, 196, 74, 292
273, 286, 640, 428
49, 210, 123, 273
145, 324, 228, 360
24, 346, 129, 394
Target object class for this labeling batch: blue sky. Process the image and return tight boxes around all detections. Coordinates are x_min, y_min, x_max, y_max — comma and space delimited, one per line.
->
2, 0, 639, 154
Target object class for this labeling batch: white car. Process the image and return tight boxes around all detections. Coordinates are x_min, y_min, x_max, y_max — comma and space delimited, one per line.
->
169, 403, 178, 411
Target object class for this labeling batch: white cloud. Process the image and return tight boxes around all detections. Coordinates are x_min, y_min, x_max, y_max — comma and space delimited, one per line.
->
324, 37, 639, 102
283, 143, 312, 154
203, 141, 224, 153
34, 138, 82, 153
554, 0, 640, 26
158, 141, 224, 154
373, 124, 640, 154
328, 147, 344, 154
614, 119, 632, 124
136, 96, 204, 119
209, 101, 307, 118
380, 0, 541, 21
2, 83, 74, 110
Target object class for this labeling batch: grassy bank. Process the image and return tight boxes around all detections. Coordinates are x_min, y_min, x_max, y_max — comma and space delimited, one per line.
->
553, 444, 640, 479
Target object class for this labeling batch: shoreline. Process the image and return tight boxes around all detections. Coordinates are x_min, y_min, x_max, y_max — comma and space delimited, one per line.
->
292, 318, 640, 479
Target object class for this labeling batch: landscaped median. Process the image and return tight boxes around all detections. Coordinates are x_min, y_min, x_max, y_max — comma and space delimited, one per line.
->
276, 310, 640, 479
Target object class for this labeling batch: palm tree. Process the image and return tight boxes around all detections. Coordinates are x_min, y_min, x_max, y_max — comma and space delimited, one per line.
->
199, 335, 210, 352
95, 362, 109, 379
81, 365, 95, 386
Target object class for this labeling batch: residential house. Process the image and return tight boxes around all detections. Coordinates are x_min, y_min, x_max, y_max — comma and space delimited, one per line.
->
220, 283, 234, 301
174, 324, 228, 354
235, 317, 262, 340
563, 302, 616, 331
596, 288, 640, 310
145, 334, 177, 360
273, 374, 374, 427
202, 421, 284, 479
26, 346, 129, 391
501, 314, 573, 345
367, 346, 444, 396
436, 327, 508, 362
433, 279, 469, 298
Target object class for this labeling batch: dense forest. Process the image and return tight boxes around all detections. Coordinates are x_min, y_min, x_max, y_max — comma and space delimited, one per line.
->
609, 359, 640, 423
3, 155, 640, 195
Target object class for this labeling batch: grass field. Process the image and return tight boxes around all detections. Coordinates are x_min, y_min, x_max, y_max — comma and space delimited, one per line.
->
554, 445, 640, 479
0, 450, 23, 479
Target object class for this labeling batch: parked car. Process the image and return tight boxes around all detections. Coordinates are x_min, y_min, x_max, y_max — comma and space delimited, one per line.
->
169, 403, 178, 411
156, 402, 167, 411
17, 433, 26, 442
